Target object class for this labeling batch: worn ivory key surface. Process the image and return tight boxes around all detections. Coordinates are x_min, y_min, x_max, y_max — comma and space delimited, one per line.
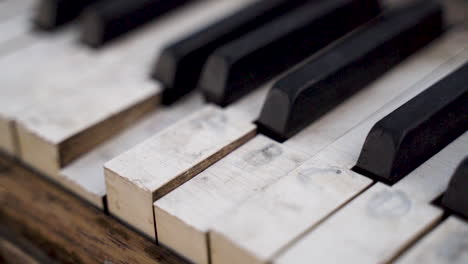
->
105, 104, 256, 239
395, 217, 468, 264
207, 30, 468, 264
39, 0, 255, 209
0, 30, 77, 156
276, 132, 468, 264
7, 0, 252, 177
152, 30, 468, 264
104, 48, 273, 239
154, 135, 309, 264
60, 94, 205, 209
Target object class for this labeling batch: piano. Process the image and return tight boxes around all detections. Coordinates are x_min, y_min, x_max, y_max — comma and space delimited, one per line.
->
0, 0, 467, 263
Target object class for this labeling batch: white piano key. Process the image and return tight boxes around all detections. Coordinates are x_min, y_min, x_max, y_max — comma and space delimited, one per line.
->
274, 122, 468, 263
60, 93, 205, 209
145, 53, 309, 264
8, 0, 254, 176
154, 135, 309, 264
207, 30, 468, 264
0, 30, 76, 155
105, 104, 256, 239
0, 14, 30, 47
0, 0, 35, 24
210, 158, 371, 264
275, 182, 443, 264
395, 217, 468, 264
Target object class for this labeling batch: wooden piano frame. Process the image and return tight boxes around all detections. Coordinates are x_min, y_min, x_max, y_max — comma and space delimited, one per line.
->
0, 155, 188, 264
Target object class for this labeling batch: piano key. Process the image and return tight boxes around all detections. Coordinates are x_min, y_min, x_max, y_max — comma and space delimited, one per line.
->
154, 135, 309, 264
81, 0, 194, 47
35, 0, 101, 29
0, 0, 38, 56
276, 183, 443, 264
0, 0, 35, 24
200, 0, 381, 106
154, 0, 314, 104
274, 107, 468, 263
207, 30, 468, 264
390, 132, 468, 204
152, 30, 468, 264
257, 0, 444, 141
104, 47, 285, 236
60, 93, 205, 209
210, 157, 371, 264
356, 63, 468, 184
442, 157, 468, 218
283, 29, 468, 155
0, 14, 32, 56
105, 105, 256, 238
395, 217, 468, 264
0, 31, 77, 156
6, 0, 245, 176
60, 44, 267, 209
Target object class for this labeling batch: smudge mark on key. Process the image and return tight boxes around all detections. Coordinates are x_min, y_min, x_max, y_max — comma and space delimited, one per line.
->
244, 143, 282, 167
297, 167, 342, 184
367, 189, 411, 218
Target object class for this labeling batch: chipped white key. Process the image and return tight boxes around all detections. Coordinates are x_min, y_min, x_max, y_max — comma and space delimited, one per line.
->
275, 127, 468, 262
396, 217, 468, 264
205, 30, 468, 264
60, 94, 205, 209
9, 0, 253, 176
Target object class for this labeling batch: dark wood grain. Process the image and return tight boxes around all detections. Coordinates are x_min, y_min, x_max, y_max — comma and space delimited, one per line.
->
0, 156, 188, 264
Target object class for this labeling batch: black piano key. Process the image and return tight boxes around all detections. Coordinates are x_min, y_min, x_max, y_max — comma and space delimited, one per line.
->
154, 0, 313, 105
257, 0, 443, 141
355, 63, 468, 184
81, 0, 193, 47
35, 0, 100, 29
199, 0, 381, 106
442, 157, 468, 218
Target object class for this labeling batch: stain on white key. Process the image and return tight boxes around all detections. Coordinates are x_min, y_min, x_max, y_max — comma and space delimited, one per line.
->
367, 189, 412, 218
105, 105, 255, 239
275, 131, 468, 264
210, 157, 371, 264
275, 183, 442, 264
396, 217, 468, 264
